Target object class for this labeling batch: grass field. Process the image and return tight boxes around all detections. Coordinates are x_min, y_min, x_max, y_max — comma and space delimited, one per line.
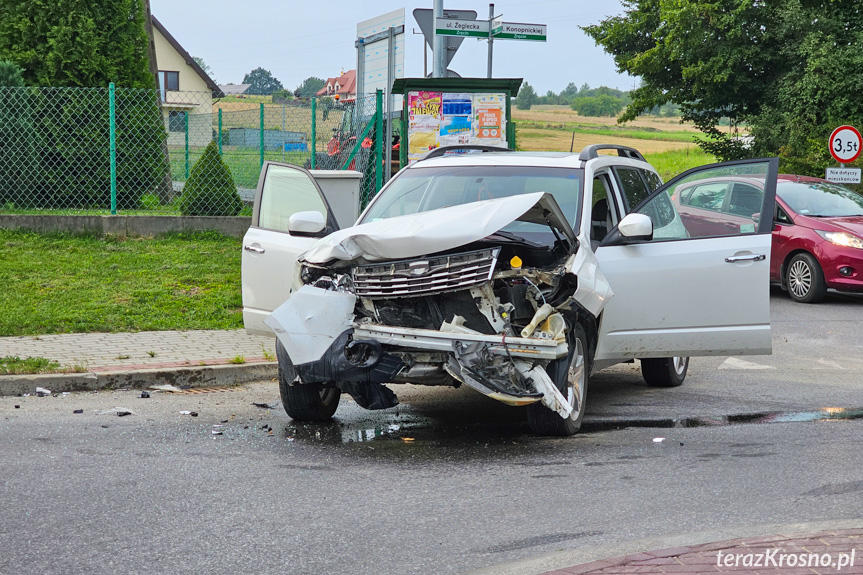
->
0, 230, 243, 337
512, 105, 716, 176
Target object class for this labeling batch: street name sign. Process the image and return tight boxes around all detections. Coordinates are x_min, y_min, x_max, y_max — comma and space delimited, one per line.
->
829, 125, 862, 164
825, 167, 862, 184
492, 22, 547, 41
435, 18, 490, 38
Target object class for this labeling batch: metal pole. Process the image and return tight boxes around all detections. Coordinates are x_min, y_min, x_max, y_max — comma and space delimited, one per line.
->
108, 83, 117, 214
375, 89, 383, 192
184, 109, 189, 179
218, 108, 223, 155
433, 0, 445, 77
311, 98, 317, 169
259, 103, 264, 169
385, 27, 395, 182
356, 39, 365, 99
281, 102, 286, 162
487, 3, 494, 79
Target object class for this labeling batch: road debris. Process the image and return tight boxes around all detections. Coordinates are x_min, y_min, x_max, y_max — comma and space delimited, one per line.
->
653, 437, 666, 443
35, 387, 51, 397
14, 405, 20, 409
73, 409, 83, 414
139, 391, 150, 399
150, 384, 183, 393
98, 407, 137, 416
179, 411, 199, 417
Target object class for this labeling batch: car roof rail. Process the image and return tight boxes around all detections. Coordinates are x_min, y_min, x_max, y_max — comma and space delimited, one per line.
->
578, 144, 646, 162
420, 145, 513, 161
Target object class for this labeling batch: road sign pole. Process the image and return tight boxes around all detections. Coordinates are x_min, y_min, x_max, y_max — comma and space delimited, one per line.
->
487, 4, 494, 78
433, 0, 446, 77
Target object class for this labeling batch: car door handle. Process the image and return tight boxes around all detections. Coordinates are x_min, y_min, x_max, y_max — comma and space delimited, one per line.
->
244, 245, 265, 254
725, 254, 765, 263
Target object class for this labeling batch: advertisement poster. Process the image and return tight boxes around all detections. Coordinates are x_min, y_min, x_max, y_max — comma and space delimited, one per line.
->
407, 91, 507, 163
408, 91, 442, 163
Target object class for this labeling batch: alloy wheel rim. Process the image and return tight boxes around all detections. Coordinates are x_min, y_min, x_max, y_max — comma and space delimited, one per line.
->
672, 356, 687, 375
566, 338, 586, 420
789, 260, 812, 299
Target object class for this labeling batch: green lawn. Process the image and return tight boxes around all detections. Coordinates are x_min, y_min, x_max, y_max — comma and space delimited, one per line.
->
643, 147, 717, 181
0, 230, 244, 337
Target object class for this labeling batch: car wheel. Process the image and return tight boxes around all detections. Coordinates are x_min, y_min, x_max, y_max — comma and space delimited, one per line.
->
641, 356, 688, 387
527, 323, 588, 436
786, 252, 827, 303
276, 340, 340, 421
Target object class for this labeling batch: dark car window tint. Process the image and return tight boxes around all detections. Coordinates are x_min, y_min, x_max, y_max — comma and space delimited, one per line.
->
728, 183, 764, 216
642, 170, 663, 192
776, 204, 793, 225
614, 167, 650, 211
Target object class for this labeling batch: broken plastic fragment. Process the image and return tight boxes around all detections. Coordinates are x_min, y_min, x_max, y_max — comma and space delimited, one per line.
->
150, 384, 183, 393
523, 362, 574, 419
117, 411, 132, 417
73, 409, 83, 414
653, 437, 665, 443
35, 387, 51, 397
139, 391, 150, 399
521, 304, 555, 338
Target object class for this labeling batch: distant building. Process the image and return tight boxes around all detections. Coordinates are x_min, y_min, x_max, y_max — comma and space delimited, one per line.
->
219, 83, 251, 97
151, 15, 222, 146
316, 70, 357, 102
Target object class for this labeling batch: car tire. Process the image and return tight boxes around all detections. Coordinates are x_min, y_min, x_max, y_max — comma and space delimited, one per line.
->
527, 323, 589, 436
786, 252, 827, 303
641, 356, 688, 387
276, 340, 340, 421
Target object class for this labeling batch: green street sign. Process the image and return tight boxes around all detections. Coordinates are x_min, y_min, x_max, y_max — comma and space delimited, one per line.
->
435, 18, 489, 38
492, 22, 547, 42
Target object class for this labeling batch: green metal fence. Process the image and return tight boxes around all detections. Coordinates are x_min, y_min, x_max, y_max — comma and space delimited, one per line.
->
0, 85, 385, 216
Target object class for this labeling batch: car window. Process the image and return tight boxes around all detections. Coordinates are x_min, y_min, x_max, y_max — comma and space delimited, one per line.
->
257, 165, 328, 233
590, 173, 619, 249
777, 181, 863, 217
728, 183, 764, 216
642, 169, 663, 192
637, 161, 773, 240
682, 183, 728, 211
363, 166, 583, 235
776, 204, 793, 225
614, 167, 651, 211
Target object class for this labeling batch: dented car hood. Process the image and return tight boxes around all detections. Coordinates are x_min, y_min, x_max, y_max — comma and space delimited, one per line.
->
300, 192, 577, 265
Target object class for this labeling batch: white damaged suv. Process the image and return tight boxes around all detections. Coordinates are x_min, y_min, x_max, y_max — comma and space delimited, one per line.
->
242, 145, 778, 435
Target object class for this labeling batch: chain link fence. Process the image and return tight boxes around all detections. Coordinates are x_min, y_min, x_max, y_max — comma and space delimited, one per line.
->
0, 86, 386, 216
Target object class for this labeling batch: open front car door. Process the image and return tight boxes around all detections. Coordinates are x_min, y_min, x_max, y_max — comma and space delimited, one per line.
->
594, 158, 778, 360
242, 162, 340, 336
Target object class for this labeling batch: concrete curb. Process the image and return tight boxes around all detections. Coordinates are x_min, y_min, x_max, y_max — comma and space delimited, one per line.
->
462, 519, 863, 575
0, 215, 251, 238
0, 362, 277, 396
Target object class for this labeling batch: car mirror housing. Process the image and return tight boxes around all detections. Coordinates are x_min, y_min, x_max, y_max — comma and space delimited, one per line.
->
288, 211, 326, 235
599, 213, 654, 247
618, 213, 654, 240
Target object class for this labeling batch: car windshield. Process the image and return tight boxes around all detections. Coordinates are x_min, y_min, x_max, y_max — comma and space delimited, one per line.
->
361, 166, 583, 241
778, 181, 863, 217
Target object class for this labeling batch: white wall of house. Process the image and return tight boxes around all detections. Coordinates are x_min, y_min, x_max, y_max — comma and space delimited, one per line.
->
153, 25, 213, 147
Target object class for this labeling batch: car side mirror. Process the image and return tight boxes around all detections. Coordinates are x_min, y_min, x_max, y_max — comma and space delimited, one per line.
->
287, 211, 326, 235
599, 213, 654, 247
618, 213, 654, 241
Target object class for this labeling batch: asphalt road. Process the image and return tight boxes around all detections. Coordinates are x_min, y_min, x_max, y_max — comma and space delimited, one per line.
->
2, 289, 862, 575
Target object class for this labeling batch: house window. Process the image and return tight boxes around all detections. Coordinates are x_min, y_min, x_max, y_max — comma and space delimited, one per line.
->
168, 111, 187, 132
158, 71, 179, 92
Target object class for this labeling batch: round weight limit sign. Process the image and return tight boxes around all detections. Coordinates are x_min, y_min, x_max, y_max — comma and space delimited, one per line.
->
829, 125, 862, 164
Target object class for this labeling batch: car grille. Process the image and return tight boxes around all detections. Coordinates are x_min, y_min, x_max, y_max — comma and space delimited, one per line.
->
352, 248, 500, 299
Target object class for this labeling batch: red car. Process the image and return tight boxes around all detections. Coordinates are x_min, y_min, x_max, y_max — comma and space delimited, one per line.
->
671, 174, 863, 303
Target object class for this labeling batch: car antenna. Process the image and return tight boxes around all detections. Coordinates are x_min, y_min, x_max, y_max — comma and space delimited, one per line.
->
570, 132, 575, 153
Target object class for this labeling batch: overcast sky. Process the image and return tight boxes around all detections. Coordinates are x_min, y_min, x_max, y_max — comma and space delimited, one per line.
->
149, 0, 632, 94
